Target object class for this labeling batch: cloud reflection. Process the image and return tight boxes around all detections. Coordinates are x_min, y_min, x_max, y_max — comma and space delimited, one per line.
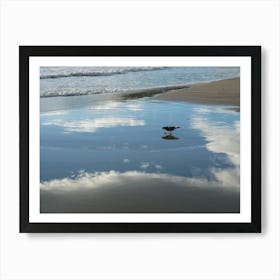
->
91, 101, 143, 112
191, 117, 240, 166
193, 107, 239, 115
42, 117, 145, 133
191, 108, 240, 188
40, 170, 240, 213
140, 162, 150, 169
41, 110, 67, 116
41, 170, 236, 192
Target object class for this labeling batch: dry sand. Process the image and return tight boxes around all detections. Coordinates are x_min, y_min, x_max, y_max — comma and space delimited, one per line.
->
155, 77, 240, 106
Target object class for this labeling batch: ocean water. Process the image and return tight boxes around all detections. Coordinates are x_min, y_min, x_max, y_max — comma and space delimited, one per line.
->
40, 67, 240, 213
40, 66, 239, 97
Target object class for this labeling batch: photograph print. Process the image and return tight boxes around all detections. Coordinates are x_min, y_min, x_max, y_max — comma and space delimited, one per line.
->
20, 46, 261, 232
40, 66, 240, 213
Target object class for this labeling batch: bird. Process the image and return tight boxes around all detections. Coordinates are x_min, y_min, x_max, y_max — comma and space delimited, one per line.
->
162, 126, 180, 134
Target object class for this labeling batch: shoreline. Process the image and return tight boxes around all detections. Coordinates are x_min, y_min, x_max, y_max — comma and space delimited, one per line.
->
40, 77, 240, 107
40, 84, 190, 98
154, 77, 240, 106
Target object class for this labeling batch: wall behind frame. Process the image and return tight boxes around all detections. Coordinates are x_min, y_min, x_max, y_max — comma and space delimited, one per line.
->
0, 0, 279, 279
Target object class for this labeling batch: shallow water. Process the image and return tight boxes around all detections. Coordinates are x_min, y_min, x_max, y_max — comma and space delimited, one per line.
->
40, 94, 240, 213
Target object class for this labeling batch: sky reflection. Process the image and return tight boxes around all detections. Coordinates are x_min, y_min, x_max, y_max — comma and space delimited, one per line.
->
91, 101, 143, 112
40, 170, 240, 213
191, 106, 240, 188
42, 117, 145, 133
40, 97, 240, 213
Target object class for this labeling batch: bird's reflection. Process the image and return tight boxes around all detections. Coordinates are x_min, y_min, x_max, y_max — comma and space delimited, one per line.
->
161, 126, 180, 140
162, 134, 179, 140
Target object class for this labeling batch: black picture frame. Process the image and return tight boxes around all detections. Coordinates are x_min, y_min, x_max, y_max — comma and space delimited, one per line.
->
20, 46, 261, 233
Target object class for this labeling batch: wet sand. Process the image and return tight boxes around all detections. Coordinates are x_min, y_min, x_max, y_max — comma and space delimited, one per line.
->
155, 77, 240, 106
40, 80, 240, 214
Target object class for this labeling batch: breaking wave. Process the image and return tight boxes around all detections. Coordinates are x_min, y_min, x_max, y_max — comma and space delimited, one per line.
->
40, 87, 122, 97
40, 66, 166, 79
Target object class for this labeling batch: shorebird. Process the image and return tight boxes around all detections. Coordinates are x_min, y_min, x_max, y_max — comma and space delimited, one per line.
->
162, 126, 180, 134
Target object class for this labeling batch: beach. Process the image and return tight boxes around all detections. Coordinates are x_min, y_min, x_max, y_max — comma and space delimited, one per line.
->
40, 67, 240, 213
155, 77, 240, 106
